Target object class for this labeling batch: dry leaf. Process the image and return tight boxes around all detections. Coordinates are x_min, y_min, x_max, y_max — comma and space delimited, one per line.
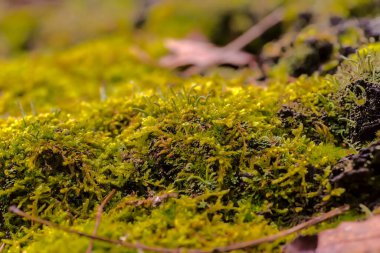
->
159, 9, 284, 75
284, 215, 380, 253
159, 37, 253, 73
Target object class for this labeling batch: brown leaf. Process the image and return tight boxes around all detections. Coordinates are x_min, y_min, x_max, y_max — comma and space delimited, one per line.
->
284, 215, 380, 253
159, 37, 253, 73
159, 9, 284, 75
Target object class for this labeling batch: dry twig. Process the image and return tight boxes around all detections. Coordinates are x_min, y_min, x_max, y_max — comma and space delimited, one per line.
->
209, 205, 350, 252
224, 8, 283, 51
0, 243, 5, 252
9, 204, 349, 253
86, 189, 117, 253
9, 205, 179, 253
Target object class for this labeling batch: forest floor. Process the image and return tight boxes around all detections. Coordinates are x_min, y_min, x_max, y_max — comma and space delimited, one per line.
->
1, 1, 380, 252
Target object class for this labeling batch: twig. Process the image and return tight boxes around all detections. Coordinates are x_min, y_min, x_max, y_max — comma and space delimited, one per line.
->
208, 205, 350, 252
225, 8, 284, 51
86, 189, 117, 253
184, 8, 283, 75
9, 206, 179, 253
9, 205, 349, 253
0, 243, 5, 252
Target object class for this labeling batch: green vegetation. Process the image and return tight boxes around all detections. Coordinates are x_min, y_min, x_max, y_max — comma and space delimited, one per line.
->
0, 0, 380, 252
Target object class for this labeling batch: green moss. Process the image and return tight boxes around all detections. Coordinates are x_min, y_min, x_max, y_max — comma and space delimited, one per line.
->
2, 43, 377, 251
1, 1, 380, 252
0, 68, 357, 251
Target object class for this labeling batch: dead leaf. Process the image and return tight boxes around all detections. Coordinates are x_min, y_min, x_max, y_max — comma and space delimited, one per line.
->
284, 215, 380, 253
159, 9, 284, 75
159, 37, 253, 74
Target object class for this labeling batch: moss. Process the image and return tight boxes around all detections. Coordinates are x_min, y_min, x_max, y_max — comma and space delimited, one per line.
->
1, 1, 380, 252
0, 53, 371, 251
0, 70, 357, 251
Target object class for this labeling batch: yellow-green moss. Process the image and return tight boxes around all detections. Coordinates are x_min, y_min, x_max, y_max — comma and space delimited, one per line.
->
1, 1, 380, 252
0, 66, 355, 251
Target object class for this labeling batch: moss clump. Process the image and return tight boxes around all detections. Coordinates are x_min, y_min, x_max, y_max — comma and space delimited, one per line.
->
276, 45, 380, 149
334, 47, 380, 143
1, 1, 380, 252
0, 72, 354, 251
3, 44, 380, 252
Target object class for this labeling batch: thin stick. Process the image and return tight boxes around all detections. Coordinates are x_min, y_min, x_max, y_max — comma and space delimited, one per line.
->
9, 205, 349, 253
224, 8, 284, 51
86, 189, 117, 253
9, 206, 179, 253
208, 205, 350, 252
184, 8, 284, 76
0, 243, 5, 252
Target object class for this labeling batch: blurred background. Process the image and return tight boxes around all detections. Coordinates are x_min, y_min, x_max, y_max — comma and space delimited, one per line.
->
0, 0, 379, 117
1, 0, 379, 57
